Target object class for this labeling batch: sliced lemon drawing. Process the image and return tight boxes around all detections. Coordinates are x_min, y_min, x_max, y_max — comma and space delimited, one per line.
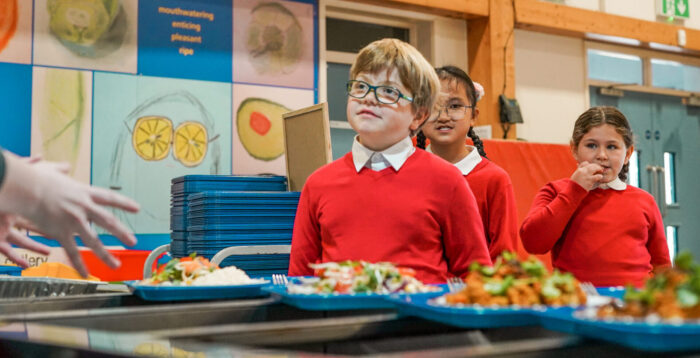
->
132, 116, 173, 161
173, 121, 207, 167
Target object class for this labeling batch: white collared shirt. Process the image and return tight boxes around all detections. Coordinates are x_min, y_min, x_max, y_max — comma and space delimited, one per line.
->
351, 136, 415, 172
598, 177, 627, 190
426, 145, 482, 175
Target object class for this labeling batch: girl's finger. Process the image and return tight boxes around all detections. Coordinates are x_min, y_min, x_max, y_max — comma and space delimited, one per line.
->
87, 204, 136, 247
58, 237, 89, 278
75, 219, 120, 269
0, 242, 29, 268
7, 230, 51, 255
89, 187, 140, 213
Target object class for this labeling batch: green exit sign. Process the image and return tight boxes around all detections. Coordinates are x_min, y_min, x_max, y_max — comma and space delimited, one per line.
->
657, 0, 690, 19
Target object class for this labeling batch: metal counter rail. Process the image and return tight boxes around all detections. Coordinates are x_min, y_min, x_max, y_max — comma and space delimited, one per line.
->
0, 297, 326, 331
0, 318, 689, 358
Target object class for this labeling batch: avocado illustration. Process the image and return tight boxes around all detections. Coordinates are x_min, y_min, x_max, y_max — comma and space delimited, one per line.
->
236, 97, 290, 161
47, 0, 126, 58
246, 2, 303, 75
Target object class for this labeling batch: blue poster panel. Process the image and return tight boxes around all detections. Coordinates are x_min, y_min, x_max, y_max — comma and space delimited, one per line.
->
92, 72, 232, 234
138, 0, 233, 82
0, 63, 32, 155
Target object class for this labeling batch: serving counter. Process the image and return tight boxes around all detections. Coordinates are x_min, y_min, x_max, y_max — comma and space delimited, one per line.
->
0, 287, 694, 358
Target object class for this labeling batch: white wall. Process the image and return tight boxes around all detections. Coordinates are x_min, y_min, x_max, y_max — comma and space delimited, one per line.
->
564, 0, 700, 30
432, 18, 468, 70
514, 30, 587, 144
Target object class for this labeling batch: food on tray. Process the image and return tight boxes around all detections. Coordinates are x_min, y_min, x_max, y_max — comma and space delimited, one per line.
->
597, 252, 700, 320
286, 260, 439, 295
442, 251, 587, 307
142, 254, 265, 286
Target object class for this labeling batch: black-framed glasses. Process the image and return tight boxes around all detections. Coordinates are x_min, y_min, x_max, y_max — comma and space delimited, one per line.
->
346, 80, 413, 104
429, 103, 475, 121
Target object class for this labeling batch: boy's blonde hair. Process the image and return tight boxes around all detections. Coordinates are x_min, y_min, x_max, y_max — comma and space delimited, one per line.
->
350, 38, 439, 117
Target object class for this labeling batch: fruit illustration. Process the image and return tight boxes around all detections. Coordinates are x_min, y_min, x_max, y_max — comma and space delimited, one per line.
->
131, 116, 173, 162
236, 97, 290, 161
246, 2, 303, 75
173, 121, 208, 167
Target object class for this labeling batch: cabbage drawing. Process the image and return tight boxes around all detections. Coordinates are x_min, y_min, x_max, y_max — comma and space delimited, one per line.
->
245, 2, 303, 75
47, 0, 126, 58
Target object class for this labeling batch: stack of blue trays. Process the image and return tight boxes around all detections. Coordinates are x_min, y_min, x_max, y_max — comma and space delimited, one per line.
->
186, 191, 300, 277
169, 175, 288, 258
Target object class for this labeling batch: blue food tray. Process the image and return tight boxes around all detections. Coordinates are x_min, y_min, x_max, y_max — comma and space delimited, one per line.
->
188, 191, 300, 201
187, 215, 296, 227
389, 294, 539, 328
171, 175, 287, 194
571, 313, 700, 352
188, 201, 299, 210
535, 287, 623, 334
188, 232, 291, 242
263, 283, 445, 311
125, 280, 270, 301
187, 208, 298, 217
188, 223, 295, 232
188, 243, 291, 251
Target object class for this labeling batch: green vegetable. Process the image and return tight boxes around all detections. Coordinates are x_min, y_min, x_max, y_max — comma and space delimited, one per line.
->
675, 251, 694, 271
676, 287, 699, 308
522, 259, 546, 278
484, 276, 514, 296
541, 284, 561, 298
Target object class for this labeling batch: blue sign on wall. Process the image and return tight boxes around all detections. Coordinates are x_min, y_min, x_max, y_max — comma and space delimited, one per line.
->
138, 0, 233, 82
0, 63, 32, 155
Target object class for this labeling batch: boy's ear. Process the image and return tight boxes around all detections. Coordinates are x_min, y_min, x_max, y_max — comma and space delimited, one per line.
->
624, 145, 634, 164
410, 108, 430, 133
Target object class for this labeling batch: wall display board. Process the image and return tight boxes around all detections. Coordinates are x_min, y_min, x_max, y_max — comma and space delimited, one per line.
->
282, 102, 331, 192
0, 0, 318, 243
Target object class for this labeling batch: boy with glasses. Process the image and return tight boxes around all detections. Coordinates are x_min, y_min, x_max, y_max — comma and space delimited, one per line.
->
289, 39, 491, 284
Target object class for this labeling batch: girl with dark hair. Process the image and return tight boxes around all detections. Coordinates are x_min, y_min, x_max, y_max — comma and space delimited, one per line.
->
418, 65, 518, 262
520, 106, 671, 287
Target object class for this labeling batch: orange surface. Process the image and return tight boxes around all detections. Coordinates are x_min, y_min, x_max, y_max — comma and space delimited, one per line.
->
0, 0, 18, 52
481, 139, 577, 268
23, 262, 100, 281
413, 137, 577, 269
80, 250, 151, 281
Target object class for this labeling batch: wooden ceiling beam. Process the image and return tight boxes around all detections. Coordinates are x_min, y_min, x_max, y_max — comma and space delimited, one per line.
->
469, 0, 517, 140
514, 0, 700, 53
353, 0, 489, 19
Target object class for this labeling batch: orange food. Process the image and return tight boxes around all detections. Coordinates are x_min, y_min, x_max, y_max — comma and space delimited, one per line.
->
23, 262, 100, 281
0, 0, 18, 53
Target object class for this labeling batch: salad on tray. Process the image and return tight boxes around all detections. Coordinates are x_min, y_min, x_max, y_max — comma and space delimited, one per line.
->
141, 254, 266, 286
287, 260, 440, 295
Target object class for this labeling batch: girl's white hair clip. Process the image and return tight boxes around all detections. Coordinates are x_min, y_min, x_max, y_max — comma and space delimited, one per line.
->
473, 82, 485, 102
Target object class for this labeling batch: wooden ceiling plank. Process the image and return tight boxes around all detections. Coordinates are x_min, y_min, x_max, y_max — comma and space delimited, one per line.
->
353, 0, 489, 19
515, 0, 700, 53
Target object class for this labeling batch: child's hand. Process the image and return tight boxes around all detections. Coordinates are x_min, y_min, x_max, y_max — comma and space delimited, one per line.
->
570, 161, 604, 191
